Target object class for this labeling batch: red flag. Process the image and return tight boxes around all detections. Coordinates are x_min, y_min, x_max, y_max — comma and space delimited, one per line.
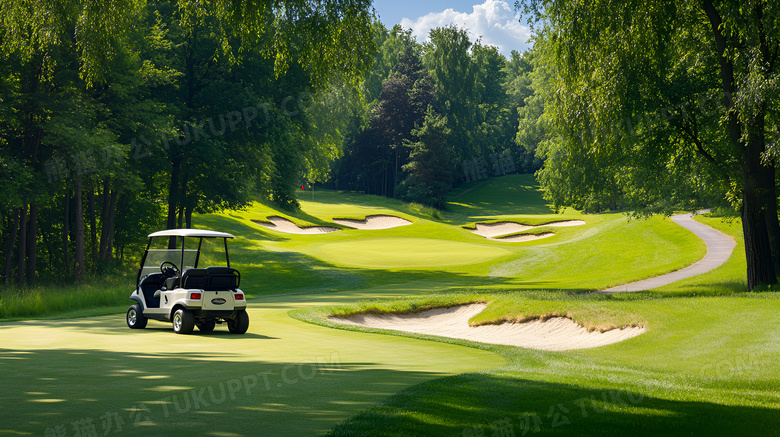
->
301, 185, 305, 190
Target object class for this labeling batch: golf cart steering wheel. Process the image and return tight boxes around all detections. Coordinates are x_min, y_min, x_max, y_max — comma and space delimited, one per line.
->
160, 261, 179, 278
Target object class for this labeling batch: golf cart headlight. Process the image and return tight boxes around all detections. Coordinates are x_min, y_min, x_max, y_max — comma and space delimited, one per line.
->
190, 292, 201, 299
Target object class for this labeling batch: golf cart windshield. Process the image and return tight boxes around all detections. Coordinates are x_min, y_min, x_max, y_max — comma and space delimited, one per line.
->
139, 249, 198, 279
136, 229, 234, 285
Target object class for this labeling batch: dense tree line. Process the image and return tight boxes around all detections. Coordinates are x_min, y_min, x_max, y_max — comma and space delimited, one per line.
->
0, 0, 374, 286
14, 1, 770, 291
330, 24, 539, 208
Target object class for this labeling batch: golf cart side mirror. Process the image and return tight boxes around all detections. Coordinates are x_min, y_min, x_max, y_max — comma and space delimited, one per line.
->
154, 290, 161, 299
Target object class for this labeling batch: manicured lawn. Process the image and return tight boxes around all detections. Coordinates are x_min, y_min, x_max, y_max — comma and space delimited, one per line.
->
314, 290, 780, 436
2, 174, 774, 437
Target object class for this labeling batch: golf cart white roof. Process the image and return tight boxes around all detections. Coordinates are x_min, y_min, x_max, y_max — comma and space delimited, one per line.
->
148, 229, 234, 238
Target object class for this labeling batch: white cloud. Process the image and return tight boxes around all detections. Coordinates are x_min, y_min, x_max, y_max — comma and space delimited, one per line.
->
399, 0, 532, 56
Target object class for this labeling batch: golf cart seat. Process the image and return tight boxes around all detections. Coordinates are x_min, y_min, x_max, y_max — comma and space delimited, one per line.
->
180, 268, 209, 289
206, 267, 240, 290
139, 273, 164, 308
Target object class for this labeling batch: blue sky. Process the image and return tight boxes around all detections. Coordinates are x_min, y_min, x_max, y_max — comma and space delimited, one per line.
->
371, 0, 533, 56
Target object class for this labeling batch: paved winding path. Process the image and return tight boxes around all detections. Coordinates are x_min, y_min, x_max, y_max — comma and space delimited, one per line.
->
600, 213, 736, 293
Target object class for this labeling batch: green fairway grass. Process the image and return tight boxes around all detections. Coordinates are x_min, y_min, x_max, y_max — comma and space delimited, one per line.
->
2, 174, 775, 437
190, 175, 707, 296
0, 293, 504, 436
311, 238, 512, 268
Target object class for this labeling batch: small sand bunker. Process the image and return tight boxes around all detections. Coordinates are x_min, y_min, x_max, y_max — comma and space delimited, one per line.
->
467, 220, 585, 242
493, 232, 555, 242
330, 303, 645, 351
332, 215, 412, 230
253, 216, 340, 234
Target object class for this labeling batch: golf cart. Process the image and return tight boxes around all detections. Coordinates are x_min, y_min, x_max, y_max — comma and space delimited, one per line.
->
126, 229, 248, 334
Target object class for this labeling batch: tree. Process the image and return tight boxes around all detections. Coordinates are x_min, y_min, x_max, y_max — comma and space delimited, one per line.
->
508, 49, 545, 173
337, 26, 434, 197
398, 108, 453, 209
520, 0, 780, 290
425, 26, 479, 164
0, 0, 378, 285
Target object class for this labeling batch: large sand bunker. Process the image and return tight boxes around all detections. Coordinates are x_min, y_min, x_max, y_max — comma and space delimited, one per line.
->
332, 215, 412, 230
467, 220, 585, 242
330, 303, 645, 351
253, 216, 340, 234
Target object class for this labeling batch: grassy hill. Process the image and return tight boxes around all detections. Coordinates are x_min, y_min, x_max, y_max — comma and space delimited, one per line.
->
3, 174, 777, 437
198, 174, 708, 297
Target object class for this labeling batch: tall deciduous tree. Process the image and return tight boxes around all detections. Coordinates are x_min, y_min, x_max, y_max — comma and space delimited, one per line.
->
425, 26, 479, 164
520, 0, 780, 290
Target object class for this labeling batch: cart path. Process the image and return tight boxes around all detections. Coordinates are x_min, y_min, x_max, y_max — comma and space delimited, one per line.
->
600, 213, 736, 293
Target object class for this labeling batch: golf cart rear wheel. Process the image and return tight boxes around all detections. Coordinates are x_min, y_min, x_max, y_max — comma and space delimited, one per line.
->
127, 304, 147, 329
197, 320, 216, 332
172, 309, 195, 334
228, 310, 249, 334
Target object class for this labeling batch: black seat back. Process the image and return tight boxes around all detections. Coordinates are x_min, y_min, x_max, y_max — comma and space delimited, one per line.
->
205, 267, 240, 290
180, 268, 209, 289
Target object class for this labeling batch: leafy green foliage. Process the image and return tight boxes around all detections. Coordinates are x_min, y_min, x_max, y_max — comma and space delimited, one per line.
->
398, 109, 452, 209
520, 0, 780, 288
0, 0, 377, 286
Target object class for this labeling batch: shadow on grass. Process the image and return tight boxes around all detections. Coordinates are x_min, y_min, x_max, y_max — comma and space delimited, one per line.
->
445, 175, 555, 220
650, 280, 749, 297
0, 348, 453, 437
328, 373, 780, 436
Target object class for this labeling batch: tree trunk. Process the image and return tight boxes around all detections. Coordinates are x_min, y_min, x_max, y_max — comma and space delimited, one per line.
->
3, 209, 20, 285
105, 189, 118, 264
703, 1, 777, 289
177, 172, 187, 229
760, 163, 780, 271
63, 190, 70, 275
74, 176, 85, 282
177, 205, 184, 229
17, 201, 27, 285
99, 178, 110, 264
87, 182, 97, 266
167, 159, 181, 248
742, 141, 777, 290
26, 204, 37, 283
185, 203, 193, 229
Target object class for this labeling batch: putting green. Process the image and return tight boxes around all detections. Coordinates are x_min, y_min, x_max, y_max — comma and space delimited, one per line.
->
310, 238, 512, 268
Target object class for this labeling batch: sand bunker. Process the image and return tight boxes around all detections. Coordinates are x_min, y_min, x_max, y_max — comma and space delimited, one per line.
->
467, 220, 585, 242
253, 216, 340, 234
330, 303, 645, 351
332, 215, 412, 230
493, 232, 556, 242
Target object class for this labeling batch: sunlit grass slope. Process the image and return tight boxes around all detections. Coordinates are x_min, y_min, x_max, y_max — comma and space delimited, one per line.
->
198, 174, 706, 297
294, 184, 777, 437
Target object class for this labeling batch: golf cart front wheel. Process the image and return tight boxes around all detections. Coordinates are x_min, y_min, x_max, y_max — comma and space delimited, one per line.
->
228, 310, 249, 334
127, 304, 147, 329
172, 309, 195, 334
